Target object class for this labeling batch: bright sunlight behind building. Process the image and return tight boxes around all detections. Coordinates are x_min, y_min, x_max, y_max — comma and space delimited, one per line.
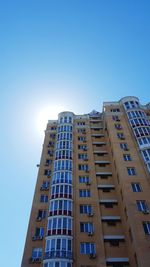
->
36, 105, 65, 133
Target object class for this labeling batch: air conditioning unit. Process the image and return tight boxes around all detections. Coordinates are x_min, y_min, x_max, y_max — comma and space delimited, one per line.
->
36, 217, 42, 221
88, 212, 94, 217
89, 253, 96, 259
86, 181, 91, 185
32, 236, 37, 241
88, 231, 93, 236
45, 186, 49, 190
85, 169, 89, 173
142, 209, 149, 214
35, 258, 41, 262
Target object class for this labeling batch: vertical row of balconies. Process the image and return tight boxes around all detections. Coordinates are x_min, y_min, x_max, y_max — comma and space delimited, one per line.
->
90, 114, 130, 266
121, 97, 150, 173
43, 112, 74, 267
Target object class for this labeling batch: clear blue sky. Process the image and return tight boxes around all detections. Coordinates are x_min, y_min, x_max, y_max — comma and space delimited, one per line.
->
0, 1, 150, 266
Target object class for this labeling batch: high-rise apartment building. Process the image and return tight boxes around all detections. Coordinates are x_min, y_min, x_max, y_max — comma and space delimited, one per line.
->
21, 96, 150, 267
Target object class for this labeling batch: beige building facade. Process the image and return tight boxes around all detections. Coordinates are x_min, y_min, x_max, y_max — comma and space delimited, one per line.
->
21, 96, 150, 267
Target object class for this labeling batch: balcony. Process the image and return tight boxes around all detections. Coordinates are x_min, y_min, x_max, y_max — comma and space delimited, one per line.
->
104, 235, 125, 245
99, 199, 118, 208
101, 216, 121, 226
90, 126, 103, 129
91, 134, 104, 137
93, 142, 106, 145
32, 236, 43, 241
40, 186, 49, 191
44, 251, 73, 260
106, 257, 129, 266
95, 161, 110, 164
29, 257, 42, 263
96, 172, 112, 179
93, 151, 108, 155
97, 185, 115, 192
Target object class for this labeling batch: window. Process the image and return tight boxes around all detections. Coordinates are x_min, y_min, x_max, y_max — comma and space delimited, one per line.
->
143, 222, 150, 235
127, 167, 136, 175
80, 205, 92, 214
136, 200, 148, 212
45, 159, 52, 166
124, 102, 130, 110
77, 128, 86, 133
44, 262, 71, 267
78, 136, 86, 141
40, 195, 48, 203
32, 248, 42, 259
79, 190, 91, 197
52, 171, 72, 185
54, 160, 72, 171
45, 238, 72, 258
80, 222, 93, 233
51, 184, 72, 199
78, 164, 89, 171
78, 145, 87, 150
35, 227, 44, 237
142, 149, 150, 162
134, 127, 150, 138
50, 133, 56, 139
138, 137, 150, 146
56, 141, 72, 150
79, 176, 90, 184
44, 169, 51, 176
117, 133, 125, 139
49, 199, 73, 216
80, 243, 96, 254
120, 143, 128, 151
130, 118, 149, 128
77, 122, 85, 126
124, 101, 139, 110
48, 141, 55, 147
131, 183, 142, 192
123, 154, 132, 161
110, 108, 120, 112
78, 154, 88, 160
55, 150, 72, 160
115, 124, 122, 130
57, 132, 72, 141
41, 181, 50, 190
59, 116, 72, 124
58, 125, 72, 132
47, 150, 53, 156
48, 217, 72, 236
112, 115, 120, 121
37, 210, 46, 220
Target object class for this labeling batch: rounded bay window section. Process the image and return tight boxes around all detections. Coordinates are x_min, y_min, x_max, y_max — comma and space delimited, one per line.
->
44, 236, 72, 262
51, 184, 72, 199
120, 97, 150, 172
47, 216, 72, 236
44, 112, 74, 266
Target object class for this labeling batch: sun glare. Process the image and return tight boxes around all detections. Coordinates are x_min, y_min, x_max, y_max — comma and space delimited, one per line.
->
37, 104, 65, 133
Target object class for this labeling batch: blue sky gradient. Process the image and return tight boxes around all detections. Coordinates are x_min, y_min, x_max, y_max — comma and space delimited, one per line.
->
0, 1, 150, 266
